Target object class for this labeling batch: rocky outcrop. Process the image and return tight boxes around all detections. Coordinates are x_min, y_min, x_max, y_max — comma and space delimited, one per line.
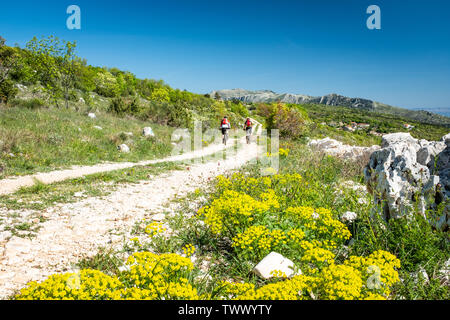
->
308, 137, 380, 161
364, 132, 449, 228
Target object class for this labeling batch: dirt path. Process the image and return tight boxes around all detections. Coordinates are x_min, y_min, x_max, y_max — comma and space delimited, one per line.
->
0, 124, 263, 299
0, 126, 259, 196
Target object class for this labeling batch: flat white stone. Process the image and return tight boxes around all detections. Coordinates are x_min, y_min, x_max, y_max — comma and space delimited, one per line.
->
252, 252, 296, 280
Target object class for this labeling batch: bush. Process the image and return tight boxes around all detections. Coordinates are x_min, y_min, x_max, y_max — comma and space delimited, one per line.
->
230, 101, 249, 118
94, 70, 120, 98
108, 97, 142, 117
256, 102, 309, 138
146, 100, 192, 128
0, 79, 18, 104
9, 98, 45, 109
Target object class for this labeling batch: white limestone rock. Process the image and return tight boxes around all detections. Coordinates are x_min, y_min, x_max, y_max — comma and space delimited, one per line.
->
143, 127, 155, 137
364, 132, 450, 227
117, 144, 130, 153
252, 252, 297, 280
308, 137, 380, 161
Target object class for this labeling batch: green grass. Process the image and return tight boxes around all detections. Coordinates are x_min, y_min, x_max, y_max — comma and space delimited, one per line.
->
77, 247, 124, 276
0, 105, 174, 178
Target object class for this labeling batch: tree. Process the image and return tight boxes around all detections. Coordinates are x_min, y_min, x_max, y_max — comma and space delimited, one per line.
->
256, 102, 309, 138
26, 36, 79, 108
214, 92, 221, 100
150, 87, 170, 102
94, 69, 120, 97
0, 36, 19, 103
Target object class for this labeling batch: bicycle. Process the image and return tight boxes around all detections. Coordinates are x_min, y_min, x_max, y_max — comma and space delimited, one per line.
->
245, 127, 252, 144
222, 129, 229, 145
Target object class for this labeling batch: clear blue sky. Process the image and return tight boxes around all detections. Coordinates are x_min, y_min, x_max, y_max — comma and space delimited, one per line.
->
1, 0, 450, 115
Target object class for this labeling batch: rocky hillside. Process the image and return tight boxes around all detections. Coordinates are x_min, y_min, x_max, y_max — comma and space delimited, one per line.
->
210, 89, 450, 127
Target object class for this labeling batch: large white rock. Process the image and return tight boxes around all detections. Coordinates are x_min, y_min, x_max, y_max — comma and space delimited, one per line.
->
143, 127, 155, 137
364, 132, 450, 226
308, 137, 380, 161
441, 133, 450, 142
252, 252, 297, 280
381, 132, 418, 149
87, 113, 96, 119
117, 144, 130, 153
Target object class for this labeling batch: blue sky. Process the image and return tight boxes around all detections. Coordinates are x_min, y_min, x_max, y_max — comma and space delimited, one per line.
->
1, 0, 449, 116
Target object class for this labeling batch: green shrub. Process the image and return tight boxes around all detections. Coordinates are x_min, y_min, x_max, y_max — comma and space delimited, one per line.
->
256, 102, 309, 138
0, 79, 18, 104
9, 98, 45, 109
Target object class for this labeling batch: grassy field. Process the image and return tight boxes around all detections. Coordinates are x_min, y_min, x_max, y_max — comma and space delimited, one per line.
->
0, 105, 175, 178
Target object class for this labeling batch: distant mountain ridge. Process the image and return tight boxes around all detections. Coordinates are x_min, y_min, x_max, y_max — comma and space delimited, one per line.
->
209, 89, 450, 127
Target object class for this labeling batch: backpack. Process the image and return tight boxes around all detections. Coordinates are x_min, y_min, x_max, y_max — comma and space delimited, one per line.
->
222, 119, 228, 125
246, 119, 251, 127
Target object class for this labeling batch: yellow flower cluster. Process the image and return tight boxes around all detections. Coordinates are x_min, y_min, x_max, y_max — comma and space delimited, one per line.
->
233, 275, 313, 300
259, 189, 280, 210
278, 148, 290, 157
344, 250, 401, 297
197, 190, 276, 234
145, 222, 166, 237
123, 252, 199, 300
182, 243, 195, 257
231, 225, 289, 257
317, 264, 363, 300
287, 228, 305, 244
272, 173, 303, 187
16, 252, 199, 300
266, 148, 290, 158
285, 207, 351, 243
215, 175, 232, 191
16, 270, 123, 300
300, 244, 336, 266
